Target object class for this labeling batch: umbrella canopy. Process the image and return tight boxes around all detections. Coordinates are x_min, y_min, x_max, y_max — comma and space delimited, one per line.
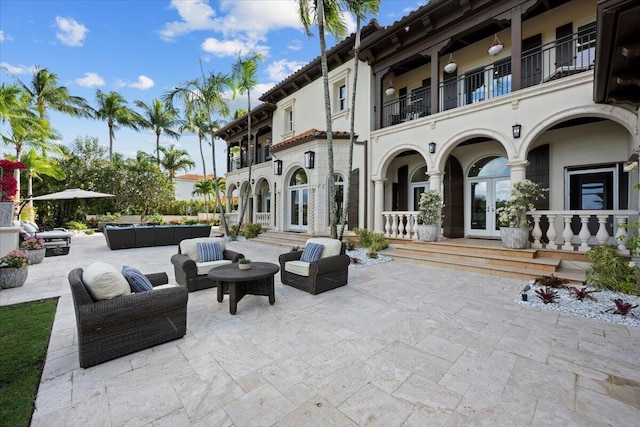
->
30, 188, 115, 201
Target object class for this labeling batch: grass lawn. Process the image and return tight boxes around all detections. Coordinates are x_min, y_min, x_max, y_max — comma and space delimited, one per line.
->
0, 298, 58, 427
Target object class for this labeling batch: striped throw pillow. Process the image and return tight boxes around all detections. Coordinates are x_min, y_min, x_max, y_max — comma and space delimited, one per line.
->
122, 266, 153, 292
301, 243, 324, 262
197, 242, 223, 262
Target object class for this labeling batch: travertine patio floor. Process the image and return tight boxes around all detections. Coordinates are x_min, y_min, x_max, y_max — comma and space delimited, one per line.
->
1, 233, 639, 426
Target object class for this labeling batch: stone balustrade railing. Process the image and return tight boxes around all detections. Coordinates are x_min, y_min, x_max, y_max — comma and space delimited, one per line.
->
256, 213, 271, 229
528, 210, 638, 254
382, 211, 421, 240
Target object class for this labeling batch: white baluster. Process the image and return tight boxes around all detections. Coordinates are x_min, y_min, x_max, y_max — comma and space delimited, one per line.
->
531, 214, 543, 249
391, 214, 399, 238
399, 214, 407, 239
412, 213, 419, 240
595, 214, 610, 246
546, 215, 557, 250
384, 214, 391, 237
578, 215, 591, 252
562, 215, 575, 251
616, 215, 630, 255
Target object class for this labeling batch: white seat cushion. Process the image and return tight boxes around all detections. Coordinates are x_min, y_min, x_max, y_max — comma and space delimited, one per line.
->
180, 237, 226, 262
152, 284, 179, 290
82, 262, 131, 300
306, 238, 342, 258
285, 260, 310, 277
196, 259, 232, 275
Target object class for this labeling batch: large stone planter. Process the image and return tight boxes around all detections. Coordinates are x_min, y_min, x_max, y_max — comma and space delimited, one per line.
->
0, 266, 28, 289
500, 227, 530, 249
417, 224, 438, 242
0, 202, 14, 227
26, 248, 46, 265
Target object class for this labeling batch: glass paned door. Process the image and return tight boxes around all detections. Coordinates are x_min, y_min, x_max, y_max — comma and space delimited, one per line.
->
468, 177, 510, 237
288, 187, 308, 231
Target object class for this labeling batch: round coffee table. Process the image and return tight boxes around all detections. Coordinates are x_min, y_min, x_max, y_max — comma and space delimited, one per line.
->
207, 262, 280, 314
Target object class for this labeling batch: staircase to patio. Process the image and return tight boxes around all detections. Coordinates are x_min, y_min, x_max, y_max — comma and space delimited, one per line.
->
253, 231, 589, 284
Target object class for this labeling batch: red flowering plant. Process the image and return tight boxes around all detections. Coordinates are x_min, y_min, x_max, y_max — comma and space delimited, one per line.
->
0, 159, 27, 202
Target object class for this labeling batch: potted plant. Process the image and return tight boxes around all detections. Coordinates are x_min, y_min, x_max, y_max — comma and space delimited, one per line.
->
20, 236, 46, 265
0, 249, 29, 288
416, 190, 442, 242
238, 257, 252, 270
496, 179, 547, 249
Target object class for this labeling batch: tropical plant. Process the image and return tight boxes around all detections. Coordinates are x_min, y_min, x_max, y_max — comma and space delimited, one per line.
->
94, 90, 142, 160
242, 223, 262, 239
0, 159, 26, 202
571, 287, 599, 302
232, 51, 264, 234
298, 0, 348, 238
417, 190, 442, 224
535, 287, 558, 304
192, 179, 214, 214
339, 0, 381, 240
496, 179, 547, 228
586, 244, 638, 295
20, 149, 66, 221
158, 145, 195, 182
20, 236, 45, 250
534, 274, 569, 289
238, 257, 251, 264
65, 221, 87, 232
0, 249, 29, 268
610, 299, 638, 316
134, 98, 181, 164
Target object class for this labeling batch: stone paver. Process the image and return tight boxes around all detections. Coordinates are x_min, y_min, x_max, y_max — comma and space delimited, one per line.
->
1, 233, 639, 426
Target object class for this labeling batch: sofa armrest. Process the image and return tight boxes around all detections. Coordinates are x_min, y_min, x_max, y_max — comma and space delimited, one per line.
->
77, 286, 188, 330
171, 253, 196, 275
310, 254, 351, 275
223, 250, 244, 263
279, 250, 303, 267
145, 272, 169, 287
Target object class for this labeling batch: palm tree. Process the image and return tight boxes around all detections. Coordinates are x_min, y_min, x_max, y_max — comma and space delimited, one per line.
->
165, 71, 233, 235
180, 109, 211, 179
339, 0, 380, 239
192, 179, 214, 217
134, 99, 181, 164
16, 67, 93, 120
298, 0, 347, 238
94, 90, 142, 160
232, 51, 264, 232
158, 144, 195, 182
20, 148, 66, 221
210, 176, 226, 213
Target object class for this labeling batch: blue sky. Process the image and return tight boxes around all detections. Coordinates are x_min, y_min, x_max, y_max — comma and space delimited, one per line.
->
0, 0, 427, 175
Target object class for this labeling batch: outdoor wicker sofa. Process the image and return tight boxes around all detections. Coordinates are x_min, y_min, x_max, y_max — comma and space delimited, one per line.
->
103, 224, 212, 249
68, 268, 188, 368
278, 238, 350, 295
171, 237, 244, 292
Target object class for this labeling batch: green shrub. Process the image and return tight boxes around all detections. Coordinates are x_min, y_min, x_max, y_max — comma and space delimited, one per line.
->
143, 213, 164, 225
85, 217, 98, 228
586, 245, 638, 295
229, 224, 239, 238
243, 223, 262, 239
65, 221, 87, 232
84, 229, 95, 235
353, 228, 388, 252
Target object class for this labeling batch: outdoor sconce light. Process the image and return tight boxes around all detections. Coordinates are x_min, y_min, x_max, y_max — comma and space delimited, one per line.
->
251, 178, 255, 185
274, 159, 283, 175
304, 150, 315, 169
512, 124, 522, 139
428, 142, 436, 154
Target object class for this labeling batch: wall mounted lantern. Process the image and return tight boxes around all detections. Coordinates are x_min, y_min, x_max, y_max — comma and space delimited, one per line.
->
428, 142, 436, 154
274, 159, 283, 175
304, 150, 315, 169
512, 124, 522, 139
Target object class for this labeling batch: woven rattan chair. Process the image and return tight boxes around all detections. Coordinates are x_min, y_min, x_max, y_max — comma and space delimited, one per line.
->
68, 268, 188, 368
278, 238, 350, 295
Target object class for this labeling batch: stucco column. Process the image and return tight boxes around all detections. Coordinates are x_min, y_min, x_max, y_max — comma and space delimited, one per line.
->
373, 178, 386, 233
428, 170, 442, 193
252, 192, 258, 224
275, 185, 282, 232
508, 159, 529, 185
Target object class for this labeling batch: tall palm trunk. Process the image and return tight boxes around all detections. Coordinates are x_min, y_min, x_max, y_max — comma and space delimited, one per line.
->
156, 131, 161, 165
339, 15, 361, 240
108, 121, 114, 160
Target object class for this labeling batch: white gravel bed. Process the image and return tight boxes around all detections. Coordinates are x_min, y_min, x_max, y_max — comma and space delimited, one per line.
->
346, 248, 392, 269
516, 281, 640, 328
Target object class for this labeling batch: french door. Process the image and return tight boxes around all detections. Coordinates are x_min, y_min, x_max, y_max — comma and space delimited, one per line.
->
288, 186, 308, 231
467, 177, 510, 237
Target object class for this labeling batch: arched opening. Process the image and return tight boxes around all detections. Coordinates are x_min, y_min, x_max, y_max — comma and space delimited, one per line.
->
287, 168, 308, 231
466, 156, 510, 238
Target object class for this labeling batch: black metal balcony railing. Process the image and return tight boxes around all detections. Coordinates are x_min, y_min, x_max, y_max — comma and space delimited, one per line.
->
229, 145, 271, 172
381, 26, 596, 128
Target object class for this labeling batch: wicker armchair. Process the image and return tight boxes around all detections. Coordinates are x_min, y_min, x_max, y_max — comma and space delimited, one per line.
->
171, 237, 244, 292
278, 238, 350, 295
68, 268, 188, 368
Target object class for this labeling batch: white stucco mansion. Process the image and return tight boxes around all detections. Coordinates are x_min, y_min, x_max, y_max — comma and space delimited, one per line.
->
216, 0, 640, 252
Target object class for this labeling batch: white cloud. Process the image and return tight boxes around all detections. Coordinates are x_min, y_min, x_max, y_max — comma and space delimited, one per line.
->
130, 75, 155, 90
0, 30, 4, 42
340, 11, 357, 36
287, 39, 302, 51
158, 0, 217, 41
75, 72, 104, 87
266, 59, 306, 82
201, 37, 251, 57
55, 16, 88, 47
0, 62, 35, 75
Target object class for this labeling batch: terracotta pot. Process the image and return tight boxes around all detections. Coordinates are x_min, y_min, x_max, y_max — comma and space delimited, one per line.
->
0, 266, 28, 289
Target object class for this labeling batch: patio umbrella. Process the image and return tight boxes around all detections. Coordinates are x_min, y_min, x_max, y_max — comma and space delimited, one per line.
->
30, 188, 115, 200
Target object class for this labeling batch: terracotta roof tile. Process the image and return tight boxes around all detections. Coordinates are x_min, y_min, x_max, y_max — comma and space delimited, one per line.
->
271, 129, 353, 152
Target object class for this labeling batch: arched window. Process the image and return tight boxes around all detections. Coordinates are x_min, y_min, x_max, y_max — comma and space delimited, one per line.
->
290, 168, 308, 186
468, 156, 509, 177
